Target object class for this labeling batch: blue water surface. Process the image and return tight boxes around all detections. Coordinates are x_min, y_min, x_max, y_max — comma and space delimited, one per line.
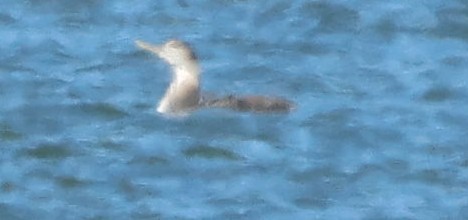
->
1, 0, 468, 219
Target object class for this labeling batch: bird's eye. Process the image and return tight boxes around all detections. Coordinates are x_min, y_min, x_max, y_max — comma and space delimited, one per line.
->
188, 50, 197, 61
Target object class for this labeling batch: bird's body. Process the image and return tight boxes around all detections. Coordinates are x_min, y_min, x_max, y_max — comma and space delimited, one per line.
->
135, 39, 295, 116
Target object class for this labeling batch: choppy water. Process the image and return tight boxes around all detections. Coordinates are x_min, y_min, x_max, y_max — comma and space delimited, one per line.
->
1, 0, 468, 219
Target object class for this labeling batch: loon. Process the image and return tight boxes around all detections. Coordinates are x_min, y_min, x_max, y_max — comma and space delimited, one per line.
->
135, 39, 295, 116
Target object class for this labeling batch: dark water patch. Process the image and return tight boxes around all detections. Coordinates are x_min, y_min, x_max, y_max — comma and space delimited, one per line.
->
5, 104, 73, 136
239, 65, 280, 81
97, 139, 127, 151
349, 164, 387, 182
128, 113, 167, 132
0, 63, 38, 74
183, 145, 241, 160
289, 167, 347, 210
143, 12, 199, 27
361, 126, 404, 146
252, 132, 283, 147
300, 1, 359, 32
462, 159, 468, 167
287, 74, 331, 94
440, 55, 467, 67
208, 197, 242, 207
216, 194, 278, 218
59, 13, 95, 29
294, 197, 330, 209
66, 89, 83, 100
363, 212, 415, 220
75, 63, 118, 74
417, 70, 444, 83
432, 8, 468, 41
435, 111, 468, 131
6, 39, 69, 66
1, 181, 15, 193
0, 204, 27, 220
132, 102, 153, 111
302, 108, 358, 129
420, 86, 458, 102
293, 41, 330, 55
186, 112, 291, 144
372, 14, 432, 41
254, 1, 292, 26
56, 176, 89, 188
118, 179, 139, 197
78, 102, 128, 120
25, 0, 103, 14
385, 159, 410, 174
134, 48, 158, 61
131, 212, 162, 220
23, 143, 73, 159
209, 197, 292, 219
373, 18, 399, 41
24, 0, 105, 29
117, 178, 163, 205
213, 35, 246, 47
424, 144, 460, 162
241, 40, 281, 55
351, 68, 407, 97
217, 0, 252, 5
406, 168, 459, 186
128, 155, 168, 166
177, 0, 189, 8
303, 108, 403, 150
289, 166, 346, 184
0, 129, 22, 141
52, 47, 75, 60
17, 39, 64, 56
177, 113, 250, 138
262, 1, 291, 17
334, 82, 368, 99
0, 124, 23, 141
38, 40, 70, 64
118, 49, 150, 63
0, 13, 16, 25
86, 215, 107, 220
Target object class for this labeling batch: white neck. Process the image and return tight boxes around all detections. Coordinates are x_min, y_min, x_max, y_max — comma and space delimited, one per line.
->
173, 64, 200, 85
157, 62, 201, 115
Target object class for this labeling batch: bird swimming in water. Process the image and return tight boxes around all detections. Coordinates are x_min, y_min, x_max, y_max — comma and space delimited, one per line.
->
135, 39, 295, 117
